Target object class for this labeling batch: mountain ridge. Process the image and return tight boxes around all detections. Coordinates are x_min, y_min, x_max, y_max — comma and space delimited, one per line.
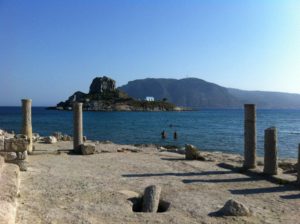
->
119, 77, 300, 109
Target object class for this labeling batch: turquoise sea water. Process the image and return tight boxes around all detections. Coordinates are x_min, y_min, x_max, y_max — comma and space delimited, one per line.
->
0, 107, 300, 159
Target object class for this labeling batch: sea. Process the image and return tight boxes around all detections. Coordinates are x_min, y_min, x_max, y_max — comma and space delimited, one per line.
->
0, 107, 300, 159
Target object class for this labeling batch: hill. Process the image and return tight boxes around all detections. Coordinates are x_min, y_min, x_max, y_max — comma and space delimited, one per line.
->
228, 88, 300, 109
119, 78, 300, 109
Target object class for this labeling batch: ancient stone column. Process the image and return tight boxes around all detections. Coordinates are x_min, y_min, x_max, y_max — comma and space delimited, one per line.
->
263, 127, 278, 175
297, 144, 300, 185
243, 104, 256, 169
21, 99, 33, 153
142, 185, 161, 213
73, 102, 83, 153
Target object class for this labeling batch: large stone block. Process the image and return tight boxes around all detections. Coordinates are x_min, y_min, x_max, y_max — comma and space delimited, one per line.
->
4, 152, 17, 161
4, 138, 30, 152
80, 143, 95, 155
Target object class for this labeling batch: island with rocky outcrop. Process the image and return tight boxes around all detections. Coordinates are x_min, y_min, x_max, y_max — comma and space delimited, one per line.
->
48, 76, 187, 111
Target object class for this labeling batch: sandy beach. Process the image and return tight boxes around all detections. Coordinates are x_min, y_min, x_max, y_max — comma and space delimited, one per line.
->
0, 139, 298, 224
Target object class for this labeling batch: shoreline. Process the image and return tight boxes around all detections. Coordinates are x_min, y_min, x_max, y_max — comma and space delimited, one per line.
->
2, 107, 300, 160
1, 127, 299, 160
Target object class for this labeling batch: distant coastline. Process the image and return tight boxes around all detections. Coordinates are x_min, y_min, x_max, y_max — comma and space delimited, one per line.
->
46, 105, 192, 112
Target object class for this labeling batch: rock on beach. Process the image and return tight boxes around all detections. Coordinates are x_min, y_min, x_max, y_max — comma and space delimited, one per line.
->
44, 136, 57, 144
185, 144, 204, 160
219, 199, 251, 216
81, 143, 96, 155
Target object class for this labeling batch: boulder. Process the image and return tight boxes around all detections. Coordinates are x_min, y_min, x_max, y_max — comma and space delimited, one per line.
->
44, 136, 57, 144
62, 135, 72, 141
18, 160, 28, 171
219, 199, 251, 216
80, 143, 96, 155
52, 132, 63, 141
32, 133, 40, 142
158, 146, 166, 150
185, 144, 202, 160
4, 138, 30, 152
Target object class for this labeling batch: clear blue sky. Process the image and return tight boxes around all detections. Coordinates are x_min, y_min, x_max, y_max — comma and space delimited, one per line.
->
0, 0, 299, 106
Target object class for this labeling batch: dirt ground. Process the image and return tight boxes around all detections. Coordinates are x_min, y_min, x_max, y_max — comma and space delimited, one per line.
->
14, 141, 300, 224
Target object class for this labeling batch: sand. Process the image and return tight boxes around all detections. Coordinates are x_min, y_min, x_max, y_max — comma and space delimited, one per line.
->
0, 140, 294, 224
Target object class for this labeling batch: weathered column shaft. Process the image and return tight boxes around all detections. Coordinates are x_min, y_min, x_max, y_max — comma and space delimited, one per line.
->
243, 104, 256, 169
73, 102, 83, 153
21, 99, 32, 153
297, 144, 300, 185
142, 185, 161, 213
263, 127, 278, 175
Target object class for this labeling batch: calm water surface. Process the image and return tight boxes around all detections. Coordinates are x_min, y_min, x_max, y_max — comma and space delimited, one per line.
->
0, 107, 300, 158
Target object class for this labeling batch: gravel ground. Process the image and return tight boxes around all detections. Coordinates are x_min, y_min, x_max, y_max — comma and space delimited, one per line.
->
14, 141, 300, 224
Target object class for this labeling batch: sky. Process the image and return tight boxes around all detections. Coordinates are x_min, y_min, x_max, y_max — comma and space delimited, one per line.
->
0, 0, 300, 106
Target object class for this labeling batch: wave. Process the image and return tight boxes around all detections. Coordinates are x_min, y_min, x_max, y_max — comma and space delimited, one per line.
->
281, 131, 300, 135
290, 132, 300, 135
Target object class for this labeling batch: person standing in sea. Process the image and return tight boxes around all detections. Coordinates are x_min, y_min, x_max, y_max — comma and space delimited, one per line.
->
173, 131, 177, 140
161, 130, 167, 139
